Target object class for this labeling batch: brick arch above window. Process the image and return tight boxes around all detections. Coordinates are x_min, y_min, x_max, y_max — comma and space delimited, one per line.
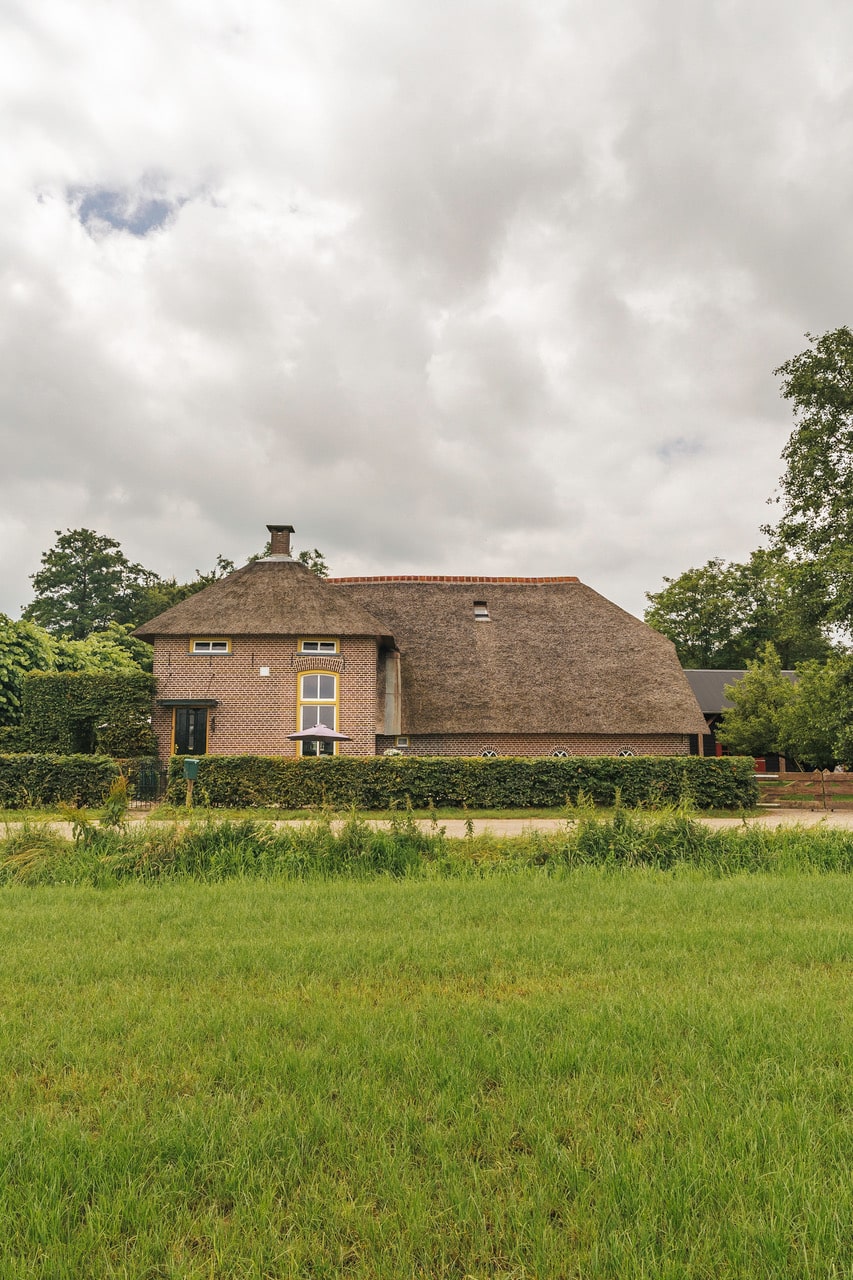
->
293, 654, 344, 673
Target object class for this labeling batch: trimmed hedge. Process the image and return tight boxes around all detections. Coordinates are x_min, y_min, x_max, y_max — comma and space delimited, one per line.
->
0, 754, 120, 808
0, 726, 29, 752
166, 754, 758, 811
20, 671, 156, 757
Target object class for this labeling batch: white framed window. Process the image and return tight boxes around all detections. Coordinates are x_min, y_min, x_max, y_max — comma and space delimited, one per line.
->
299, 638, 339, 654
191, 638, 231, 654
552, 749, 569, 758
396, 736, 409, 747
481, 749, 498, 758
617, 748, 636, 757
473, 601, 490, 621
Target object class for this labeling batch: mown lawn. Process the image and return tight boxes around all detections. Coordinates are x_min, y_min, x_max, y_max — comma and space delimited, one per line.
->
2, 873, 853, 1277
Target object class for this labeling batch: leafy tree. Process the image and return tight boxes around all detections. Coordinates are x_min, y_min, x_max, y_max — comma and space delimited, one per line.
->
0, 615, 54, 725
776, 658, 853, 769
716, 644, 795, 757
23, 529, 156, 639
24, 530, 332, 637
645, 552, 830, 667
51, 628, 151, 675
131, 556, 237, 627
771, 327, 853, 630
296, 547, 329, 578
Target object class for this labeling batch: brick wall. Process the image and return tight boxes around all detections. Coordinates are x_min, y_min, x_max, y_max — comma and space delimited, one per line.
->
376, 733, 690, 757
151, 635, 378, 760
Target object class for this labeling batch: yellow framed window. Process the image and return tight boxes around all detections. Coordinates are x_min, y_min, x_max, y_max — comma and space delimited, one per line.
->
297, 671, 338, 756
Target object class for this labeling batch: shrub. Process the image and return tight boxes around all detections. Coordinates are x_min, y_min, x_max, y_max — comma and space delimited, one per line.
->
165, 754, 757, 811
0, 754, 119, 808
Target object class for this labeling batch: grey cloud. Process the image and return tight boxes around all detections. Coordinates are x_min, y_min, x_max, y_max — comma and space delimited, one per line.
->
3, 0, 853, 620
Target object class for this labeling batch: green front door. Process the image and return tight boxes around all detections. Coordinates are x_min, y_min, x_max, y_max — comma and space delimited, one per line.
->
174, 707, 207, 755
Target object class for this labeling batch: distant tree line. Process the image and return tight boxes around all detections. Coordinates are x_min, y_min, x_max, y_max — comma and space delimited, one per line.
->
0, 531, 328, 728
645, 327, 853, 765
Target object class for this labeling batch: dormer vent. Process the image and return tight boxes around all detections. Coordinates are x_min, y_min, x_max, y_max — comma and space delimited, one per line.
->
266, 524, 294, 559
473, 600, 490, 621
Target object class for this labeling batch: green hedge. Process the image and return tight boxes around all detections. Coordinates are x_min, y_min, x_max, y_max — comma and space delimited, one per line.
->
0, 726, 29, 752
0, 754, 120, 808
166, 754, 758, 811
21, 671, 156, 757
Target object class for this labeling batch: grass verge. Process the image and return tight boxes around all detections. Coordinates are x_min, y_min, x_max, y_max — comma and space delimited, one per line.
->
1, 802, 851, 885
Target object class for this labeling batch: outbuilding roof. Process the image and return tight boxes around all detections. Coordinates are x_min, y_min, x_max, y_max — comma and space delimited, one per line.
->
685, 668, 796, 715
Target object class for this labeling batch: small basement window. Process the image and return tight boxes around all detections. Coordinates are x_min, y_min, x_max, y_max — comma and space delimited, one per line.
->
191, 638, 231, 654
396, 736, 409, 747
552, 749, 569, 758
299, 638, 339, 654
481, 749, 498, 758
473, 601, 490, 622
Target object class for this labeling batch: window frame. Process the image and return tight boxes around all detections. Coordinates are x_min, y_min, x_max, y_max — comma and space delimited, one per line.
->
190, 637, 231, 655
297, 669, 339, 756
298, 637, 339, 654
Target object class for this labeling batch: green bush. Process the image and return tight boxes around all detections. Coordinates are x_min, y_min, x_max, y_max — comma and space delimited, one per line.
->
21, 671, 155, 756
165, 754, 757, 811
0, 754, 120, 808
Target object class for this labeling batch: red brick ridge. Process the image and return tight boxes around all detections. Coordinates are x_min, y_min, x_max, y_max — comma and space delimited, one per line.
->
326, 575, 581, 584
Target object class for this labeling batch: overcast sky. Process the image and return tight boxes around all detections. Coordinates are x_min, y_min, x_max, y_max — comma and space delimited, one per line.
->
2, 0, 852, 621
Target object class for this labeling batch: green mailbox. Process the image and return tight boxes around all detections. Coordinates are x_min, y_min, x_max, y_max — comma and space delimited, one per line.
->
183, 758, 200, 781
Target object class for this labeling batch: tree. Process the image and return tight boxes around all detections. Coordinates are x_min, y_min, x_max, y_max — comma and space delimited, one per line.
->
131, 556, 237, 627
771, 327, 853, 631
776, 658, 853, 769
23, 529, 156, 639
716, 644, 795, 757
23, 530, 333, 638
0, 615, 54, 726
644, 552, 831, 667
296, 547, 329, 578
51, 627, 152, 675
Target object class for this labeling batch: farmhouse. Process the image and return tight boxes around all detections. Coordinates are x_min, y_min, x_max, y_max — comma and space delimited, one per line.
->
134, 524, 707, 761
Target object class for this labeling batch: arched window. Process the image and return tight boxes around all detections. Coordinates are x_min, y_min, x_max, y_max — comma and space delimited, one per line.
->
298, 672, 338, 756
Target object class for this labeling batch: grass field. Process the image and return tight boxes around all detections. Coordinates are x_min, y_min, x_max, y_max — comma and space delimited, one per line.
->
3, 871, 853, 1277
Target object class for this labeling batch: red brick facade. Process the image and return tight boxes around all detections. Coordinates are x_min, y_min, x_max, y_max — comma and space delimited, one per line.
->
151, 635, 379, 760
375, 733, 690, 757
150, 635, 692, 762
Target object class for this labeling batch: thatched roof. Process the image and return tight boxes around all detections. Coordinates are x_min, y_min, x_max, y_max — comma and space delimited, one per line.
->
133, 559, 390, 639
332, 577, 708, 735
135, 558, 706, 736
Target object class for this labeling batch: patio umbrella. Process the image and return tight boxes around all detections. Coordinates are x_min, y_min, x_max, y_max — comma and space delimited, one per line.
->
288, 724, 353, 742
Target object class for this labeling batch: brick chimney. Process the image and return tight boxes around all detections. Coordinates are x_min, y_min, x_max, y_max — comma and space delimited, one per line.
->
266, 524, 294, 559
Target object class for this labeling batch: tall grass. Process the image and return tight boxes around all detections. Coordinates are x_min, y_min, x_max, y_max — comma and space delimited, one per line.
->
5, 801, 853, 886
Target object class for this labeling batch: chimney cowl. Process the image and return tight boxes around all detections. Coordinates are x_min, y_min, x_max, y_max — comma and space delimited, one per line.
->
265, 524, 294, 559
